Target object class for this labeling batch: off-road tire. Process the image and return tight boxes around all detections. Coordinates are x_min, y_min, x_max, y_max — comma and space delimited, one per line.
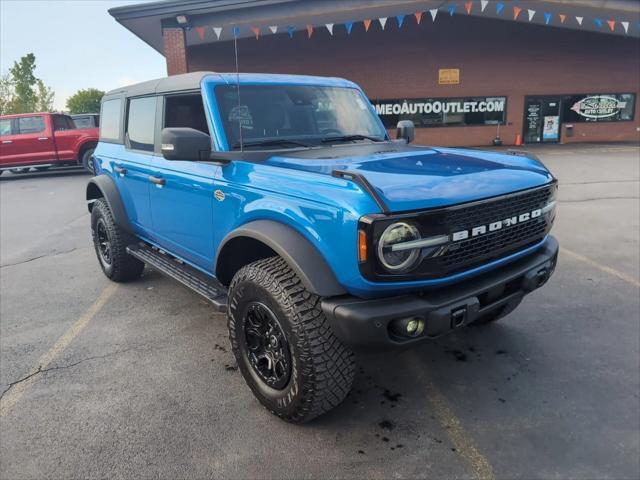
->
91, 198, 144, 282
228, 256, 356, 423
82, 148, 96, 174
470, 297, 523, 325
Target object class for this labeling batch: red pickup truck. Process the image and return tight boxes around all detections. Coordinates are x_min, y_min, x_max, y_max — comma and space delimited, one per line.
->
0, 112, 99, 175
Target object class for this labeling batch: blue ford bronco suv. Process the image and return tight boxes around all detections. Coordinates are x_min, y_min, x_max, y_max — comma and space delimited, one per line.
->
87, 72, 558, 422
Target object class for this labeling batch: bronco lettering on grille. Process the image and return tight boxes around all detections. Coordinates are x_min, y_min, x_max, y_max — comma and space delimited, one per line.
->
452, 208, 542, 242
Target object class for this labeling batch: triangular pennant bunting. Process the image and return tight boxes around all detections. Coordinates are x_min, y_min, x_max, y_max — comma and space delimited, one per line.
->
575, 16, 583, 25
396, 14, 405, 28
594, 18, 603, 28
195, 26, 206, 40
544, 12, 552, 24
496, 3, 504, 15
414, 11, 423, 24
480, 0, 489, 12
306, 24, 313, 38
379, 17, 387, 30
430, 9, 438, 21
345, 22, 353, 34
363, 19, 372, 31
513, 6, 522, 20
213, 27, 222, 40
448, 4, 456, 16
621, 21, 629, 33
527, 9, 536, 21
269, 25, 278, 34
559, 14, 566, 24
251, 27, 260, 39
326, 23, 334, 35
287, 25, 294, 38
465, 1, 473, 14
607, 19, 616, 31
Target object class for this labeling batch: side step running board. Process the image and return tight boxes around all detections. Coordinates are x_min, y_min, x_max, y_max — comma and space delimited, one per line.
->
126, 243, 228, 312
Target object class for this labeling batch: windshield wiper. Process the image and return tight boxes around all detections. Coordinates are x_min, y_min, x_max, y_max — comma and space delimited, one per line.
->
232, 138, 311, 150
321, 134, 384, 144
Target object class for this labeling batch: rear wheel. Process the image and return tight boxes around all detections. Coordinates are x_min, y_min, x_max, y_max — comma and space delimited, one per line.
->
82, 148, 96, 174
228, 256, 356, 423
91, 198, 144, 282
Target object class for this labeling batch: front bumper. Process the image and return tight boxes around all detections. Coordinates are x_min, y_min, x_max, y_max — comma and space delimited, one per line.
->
321, 236, 559, 349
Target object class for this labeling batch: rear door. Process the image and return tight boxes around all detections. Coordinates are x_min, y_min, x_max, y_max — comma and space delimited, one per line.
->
51, 115, 78, 161
11, 115, 57, 166
117, 96, 156, 235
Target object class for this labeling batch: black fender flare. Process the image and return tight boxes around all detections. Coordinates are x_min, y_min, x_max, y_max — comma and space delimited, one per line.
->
86, 175, 134, 234
216, 220, 346, 297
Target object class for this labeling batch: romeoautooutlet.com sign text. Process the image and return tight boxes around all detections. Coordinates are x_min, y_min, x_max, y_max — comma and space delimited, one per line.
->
373, 98, 506, 116
371, 96, 507, 128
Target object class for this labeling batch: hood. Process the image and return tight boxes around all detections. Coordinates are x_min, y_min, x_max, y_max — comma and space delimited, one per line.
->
264, 144, 554, 212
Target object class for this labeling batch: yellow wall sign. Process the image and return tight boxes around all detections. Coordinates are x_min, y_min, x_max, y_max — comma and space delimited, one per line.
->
439, 68, 460, 85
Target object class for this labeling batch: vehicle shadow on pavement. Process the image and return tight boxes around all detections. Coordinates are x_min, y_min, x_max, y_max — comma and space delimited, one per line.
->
0, 168, 87, 182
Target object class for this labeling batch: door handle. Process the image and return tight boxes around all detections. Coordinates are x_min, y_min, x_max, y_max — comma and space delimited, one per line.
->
149, 175, 166, 186
37, 137, 49, 141
114, 166, 127, 176
1, 140, 12, 144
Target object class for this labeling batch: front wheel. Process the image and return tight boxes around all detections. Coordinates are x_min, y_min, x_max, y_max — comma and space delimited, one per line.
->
91, 198, 144, 282
228, 256, 356, 423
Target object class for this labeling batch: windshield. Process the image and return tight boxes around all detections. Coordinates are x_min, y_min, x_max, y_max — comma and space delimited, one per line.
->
214, 85, 387, 150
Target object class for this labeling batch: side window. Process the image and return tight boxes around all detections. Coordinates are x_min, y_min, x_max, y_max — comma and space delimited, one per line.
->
164, 94, 209, 135
126, 96, 156, 152
0, 119, 12, 136
53, 115, 69, 131
17, 116, 45, 134
100, 98, 123, 142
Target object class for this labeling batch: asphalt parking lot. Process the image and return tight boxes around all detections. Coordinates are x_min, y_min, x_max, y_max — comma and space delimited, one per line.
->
1, 144, 639, 480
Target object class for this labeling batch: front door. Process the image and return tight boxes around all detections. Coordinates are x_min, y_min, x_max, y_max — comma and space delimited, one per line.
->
148, 160, 218, 270
9, 115, 57, 166
523, 97, 561, 144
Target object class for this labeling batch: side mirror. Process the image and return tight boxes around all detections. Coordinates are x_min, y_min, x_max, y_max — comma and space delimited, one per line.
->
161, 127, 211, 161
396, 120, 415, 144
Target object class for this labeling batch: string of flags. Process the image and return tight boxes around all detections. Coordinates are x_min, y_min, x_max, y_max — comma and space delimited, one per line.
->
192, 0, 638, 41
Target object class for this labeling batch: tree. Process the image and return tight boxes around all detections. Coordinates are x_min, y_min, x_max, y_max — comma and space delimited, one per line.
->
35, 79, 54, 112
66, 88, 104, 114
0, 73, 15, 115
0, 53, 55, 114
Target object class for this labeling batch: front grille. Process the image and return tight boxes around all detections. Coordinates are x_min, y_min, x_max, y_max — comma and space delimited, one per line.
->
360, 182, 556, 283
437, 185, 555, 271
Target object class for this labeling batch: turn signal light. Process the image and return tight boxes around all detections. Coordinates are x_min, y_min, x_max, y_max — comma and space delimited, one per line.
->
358, 230, 367, 262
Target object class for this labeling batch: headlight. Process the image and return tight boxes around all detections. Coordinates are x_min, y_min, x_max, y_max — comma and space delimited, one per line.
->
377, 222, 422, 272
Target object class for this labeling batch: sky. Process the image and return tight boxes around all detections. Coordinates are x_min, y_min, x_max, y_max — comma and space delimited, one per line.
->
0, 0, 165, 110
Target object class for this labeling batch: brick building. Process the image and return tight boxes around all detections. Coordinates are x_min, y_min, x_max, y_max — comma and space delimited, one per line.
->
110, 0, 640, 147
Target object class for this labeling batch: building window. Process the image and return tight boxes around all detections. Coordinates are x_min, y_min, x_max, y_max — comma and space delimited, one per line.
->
126, 96, 156, 152
100, 99, 122, 142
562, 93, 635, 122
371, 96, 507, 128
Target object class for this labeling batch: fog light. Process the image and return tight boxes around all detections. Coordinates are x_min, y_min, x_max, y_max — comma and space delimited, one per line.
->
390, 316, 425, 338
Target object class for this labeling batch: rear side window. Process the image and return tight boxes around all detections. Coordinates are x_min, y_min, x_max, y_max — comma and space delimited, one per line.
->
17, 116, 45, 134
126, 97, 156, 152
53, 115, 74, 131
73, 116, 92, 129
0, 119, 11, 136
100, 98, 122, 142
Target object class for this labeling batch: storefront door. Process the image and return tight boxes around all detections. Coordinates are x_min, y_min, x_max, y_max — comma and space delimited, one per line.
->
523, 97, 561, 143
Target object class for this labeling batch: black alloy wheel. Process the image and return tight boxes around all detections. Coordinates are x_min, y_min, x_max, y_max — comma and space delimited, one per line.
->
95, 218, 112, 267
242, 301, 292, 390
